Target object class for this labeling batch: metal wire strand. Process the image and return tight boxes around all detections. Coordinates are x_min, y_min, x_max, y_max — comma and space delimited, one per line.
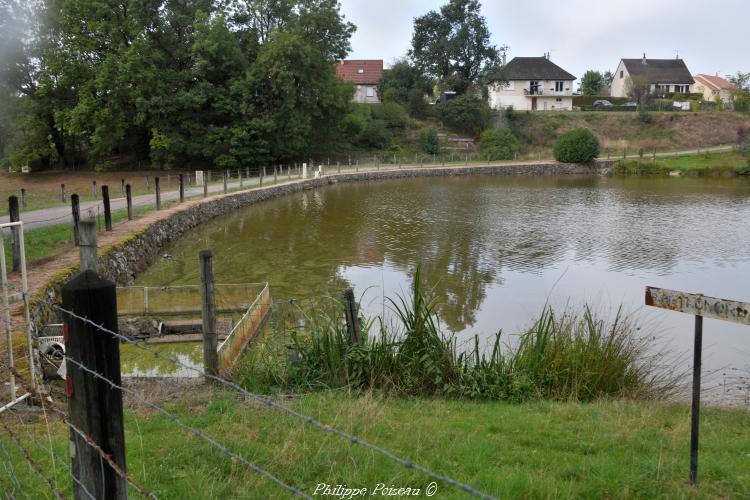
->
53, 304, 498, 500
0, 420, 66, 499
62, 353, 312, 499
0, 438, 27, 499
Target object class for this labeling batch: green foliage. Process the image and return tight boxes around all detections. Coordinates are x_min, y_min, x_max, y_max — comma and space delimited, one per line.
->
377, 59, 432, 106
580, 70, 604, 95
553, 128, 600, 164
410, 0, 502, 94
437, 94, 492, 136
419, 126, 440, 154
480, 128, 520, 160
571, 96, 629, 106
637, 109, 653, 124
407, 88, 429, 118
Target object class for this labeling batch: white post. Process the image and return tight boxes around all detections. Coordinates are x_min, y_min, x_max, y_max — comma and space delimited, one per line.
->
0, 229, 15, 399
302, 163, 308, 179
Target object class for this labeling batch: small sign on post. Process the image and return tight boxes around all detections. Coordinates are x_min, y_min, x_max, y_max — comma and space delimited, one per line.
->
645, 286, 750, 485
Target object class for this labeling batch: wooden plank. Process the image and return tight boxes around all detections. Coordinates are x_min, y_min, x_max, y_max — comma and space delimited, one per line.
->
146, 333, 228, 344
645, 286, 750, 325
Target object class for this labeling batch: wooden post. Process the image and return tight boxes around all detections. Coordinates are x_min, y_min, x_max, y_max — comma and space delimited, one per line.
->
71, 194, 81, 246
79, 220, 97, 272
203, 171, 208, 197
20, 188, 26, 208
179, 174, 185, 202
61, 183, 66, 203
144, 176, 149, 191
155, 176, 161, 210
61, 270, 127, 499
274, 167, 277, 184
120, 179, 125, 195
8, 196, 21, 272
101, 185, 112, 231
260, 167, 264, 186
223, 171, 227, 194
239, 168, 243, 188
200, 251, 218, 377
125, 184, 133, 221
342, 288, 361, 344
690, 314, 703, 485
91, 181, 97, 198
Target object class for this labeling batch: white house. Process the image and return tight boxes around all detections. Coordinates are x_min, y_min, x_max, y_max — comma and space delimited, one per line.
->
610, 55, 694, 97
335, 60, 383, 104
487, 55, 576, 111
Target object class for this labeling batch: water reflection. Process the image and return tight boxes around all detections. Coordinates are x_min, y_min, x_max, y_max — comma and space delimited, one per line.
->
135, 175, 750, 393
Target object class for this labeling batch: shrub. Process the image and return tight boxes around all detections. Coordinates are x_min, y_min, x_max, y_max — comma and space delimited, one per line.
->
480, 128, 520, 160
407, 88, 429, 118
437, 94, 492, 137
418, 126, 440, 154
637, 109, 653, 124
553, 128, 600, 164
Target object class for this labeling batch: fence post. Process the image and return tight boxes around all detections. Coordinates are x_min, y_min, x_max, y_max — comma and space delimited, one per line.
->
690, 314, 703, 485
71, 194, 81, 246
203, 171, 208, 198
144, 176, 149, 191
239, 168, 243, 188
20, 188, 27, 208
62, 269, 127, 499
61, 184, 66, 203
342, 288, 361, 345
125, 184, 133, 221
223, 171, 227, 194
79, 220, 97, 272
91, 181, 97, 198
8, 196, 21, 272
120, 179, 125, 195
179, 174, 185, 202
155, 176, 161, 210
274, 167, 277, 184
200, 250, 218, 377
101, 185, 112, 231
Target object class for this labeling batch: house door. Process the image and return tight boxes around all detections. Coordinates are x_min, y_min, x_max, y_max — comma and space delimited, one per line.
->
531, 97, 537, 111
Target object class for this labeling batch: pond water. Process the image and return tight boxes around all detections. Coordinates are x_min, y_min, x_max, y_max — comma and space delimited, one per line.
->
133, 175, 750, 402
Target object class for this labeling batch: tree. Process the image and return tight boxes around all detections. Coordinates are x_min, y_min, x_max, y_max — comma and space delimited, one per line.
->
437, 94, 492, 137
726, 71, 750, 90
580, 70, 604, 95
625, 75, 651, 104
409, 0, 502, 94
377, 59, 432, 104
602, 70, 614, 89
419, 126, 440, 154
553, 128, 600, 164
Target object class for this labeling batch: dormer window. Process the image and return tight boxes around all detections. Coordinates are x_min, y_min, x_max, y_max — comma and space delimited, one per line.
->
357, 68, 364, 74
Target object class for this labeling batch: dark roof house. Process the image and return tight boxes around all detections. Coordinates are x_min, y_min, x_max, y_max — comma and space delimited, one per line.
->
493, 56, 576, 82
620, 57, 694, 85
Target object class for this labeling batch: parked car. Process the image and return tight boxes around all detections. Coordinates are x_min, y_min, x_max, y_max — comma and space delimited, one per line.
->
593, 100, 613, 107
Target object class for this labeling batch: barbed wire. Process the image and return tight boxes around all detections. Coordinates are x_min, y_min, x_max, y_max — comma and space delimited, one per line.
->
0, 419, 66, 500
53, 303, 498, 500
0, 437, 26, 499
61, 352, 311, 499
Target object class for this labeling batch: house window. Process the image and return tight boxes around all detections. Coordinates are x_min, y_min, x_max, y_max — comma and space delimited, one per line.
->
366, 87, 374, 97
620, 70, 624, 79
357, 68, 364, 74
556, 98, 562, 102
555, 81, 564, 92
529, 81, 540, 95
502, 81, 515, 91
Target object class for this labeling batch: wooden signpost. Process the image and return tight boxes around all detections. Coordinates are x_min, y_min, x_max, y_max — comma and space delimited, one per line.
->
645, 286, 750, 485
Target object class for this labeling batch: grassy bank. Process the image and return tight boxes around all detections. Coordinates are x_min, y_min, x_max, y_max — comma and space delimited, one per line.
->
613, 150, 748, 176
2, 389, 748, 498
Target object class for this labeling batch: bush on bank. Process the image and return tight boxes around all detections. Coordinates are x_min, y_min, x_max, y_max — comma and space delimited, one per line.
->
480, 128, 521, 160
553, 128, 600, 164
240, 267, 676, 402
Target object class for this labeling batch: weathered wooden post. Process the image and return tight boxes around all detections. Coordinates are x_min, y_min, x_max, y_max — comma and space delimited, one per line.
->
200, 250, 218, 377
125, 184, 133, 221
337, 161, 341, 173
101, 185, 112, 231
274, 166, 277, 184
223, 171, 228, 194
79, 220, 97, 272
203, 170, 208, 198
8, 196, 21, 272
342, 288, 361, 345
155, 176, 161, 210
120, 178, 125, 195
61, 183, 66, 203
144, 176, 149, 191
356, 160, 359, 172
239, 168, 243, 188
62, 269, 127, 499
179, 174, 185, 202
71, 194, 81, 246
91, 180, 97, 198
259, 167, 264, 186
20, 188, 26, 208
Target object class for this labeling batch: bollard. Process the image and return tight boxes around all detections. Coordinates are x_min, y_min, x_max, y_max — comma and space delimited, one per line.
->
101, 185, 112, 231
21, 188, 26, 208
155, 177, 161, 210
125, 184, 133, 221
223, 171, 227, 194
92, 180, 97, 198
8, 196, 21, 272
71, 194, 81, 246
203, 171, 208, 197
179, 174, 185, 202
61, 184, 66, 203
200, 250, 218, 377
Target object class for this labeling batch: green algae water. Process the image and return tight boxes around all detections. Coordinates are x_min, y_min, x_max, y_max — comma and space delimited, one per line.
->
132, 175, 750, 401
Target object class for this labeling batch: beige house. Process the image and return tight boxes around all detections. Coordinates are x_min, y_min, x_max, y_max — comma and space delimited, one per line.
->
487, 55, 575, 111
611, 55, 694, 97
335, 60, 383, 103
693, 74, 736, 105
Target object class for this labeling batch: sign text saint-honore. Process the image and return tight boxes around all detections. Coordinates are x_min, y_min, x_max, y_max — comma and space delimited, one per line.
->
645, 286, 750, 325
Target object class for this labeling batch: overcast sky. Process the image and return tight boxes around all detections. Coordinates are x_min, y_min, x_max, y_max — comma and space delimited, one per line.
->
340, 0, 748, 80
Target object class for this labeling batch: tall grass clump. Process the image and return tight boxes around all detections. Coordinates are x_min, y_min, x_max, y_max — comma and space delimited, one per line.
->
239, 268, 678, 402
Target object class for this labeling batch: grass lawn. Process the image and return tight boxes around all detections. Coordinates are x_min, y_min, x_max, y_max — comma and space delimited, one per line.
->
2, 388, 748, 499
614, 150, 748, 176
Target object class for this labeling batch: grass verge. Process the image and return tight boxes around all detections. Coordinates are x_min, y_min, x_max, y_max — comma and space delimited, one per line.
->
613, 150, 748, 176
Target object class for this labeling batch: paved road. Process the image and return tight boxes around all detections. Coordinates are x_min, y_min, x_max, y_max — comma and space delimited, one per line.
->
0, 145, 736, 231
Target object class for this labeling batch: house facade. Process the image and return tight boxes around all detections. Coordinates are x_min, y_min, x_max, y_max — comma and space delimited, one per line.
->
488, 55, 575, 111
693, 74, 736, 104
610, 55, 694, 97
335, 60, 383, 103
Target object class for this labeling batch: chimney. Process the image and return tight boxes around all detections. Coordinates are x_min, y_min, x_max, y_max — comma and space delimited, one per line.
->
642, 53, 647, 64
502, 52, 506, 66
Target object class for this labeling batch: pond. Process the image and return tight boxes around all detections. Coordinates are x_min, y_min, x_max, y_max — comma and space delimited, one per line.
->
133, 174, 750, 402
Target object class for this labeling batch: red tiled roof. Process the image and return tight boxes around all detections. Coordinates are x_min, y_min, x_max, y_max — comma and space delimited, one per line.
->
694, 74, 736, 91
335, 60, 383, 85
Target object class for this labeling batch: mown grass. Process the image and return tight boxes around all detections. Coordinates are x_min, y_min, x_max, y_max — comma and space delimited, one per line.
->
613, 150, 748, 176
240, 268, 679, 403
2, 390, 748, 498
